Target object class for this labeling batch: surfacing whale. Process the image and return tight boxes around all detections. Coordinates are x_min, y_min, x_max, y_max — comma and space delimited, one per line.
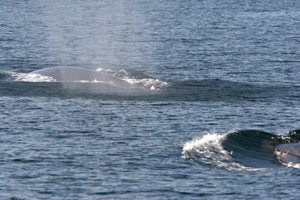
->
275, 143, 300, 165
30, 66, 131, 86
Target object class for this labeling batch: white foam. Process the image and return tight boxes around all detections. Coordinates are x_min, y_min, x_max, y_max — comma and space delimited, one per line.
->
288, 163, 300, 168
96, 68, 168, 90
6, 72, 56, 82
126, 78, 168, 90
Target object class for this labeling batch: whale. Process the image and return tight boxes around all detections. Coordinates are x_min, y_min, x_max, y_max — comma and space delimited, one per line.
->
30, 66, 132, 86
274, 143, 300, 165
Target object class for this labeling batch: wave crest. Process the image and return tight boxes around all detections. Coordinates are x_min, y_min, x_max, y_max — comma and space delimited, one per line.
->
181, 132, 262, 171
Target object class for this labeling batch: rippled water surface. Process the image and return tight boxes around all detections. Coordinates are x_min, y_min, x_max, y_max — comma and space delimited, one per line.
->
1, 0, 300, 199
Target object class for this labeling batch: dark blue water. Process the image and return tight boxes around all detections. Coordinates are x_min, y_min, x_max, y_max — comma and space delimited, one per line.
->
1, 0, 300, 199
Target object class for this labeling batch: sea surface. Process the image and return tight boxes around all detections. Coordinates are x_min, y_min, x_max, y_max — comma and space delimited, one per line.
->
1, 0, 300, 199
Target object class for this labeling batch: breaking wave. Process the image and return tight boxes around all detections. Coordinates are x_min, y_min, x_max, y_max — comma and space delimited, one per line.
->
182, 130, 300, 170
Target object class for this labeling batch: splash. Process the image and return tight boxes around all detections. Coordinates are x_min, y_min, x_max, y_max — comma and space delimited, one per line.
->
274, 150, 300, 168
126, 78, 168, 90
4, 71, 55, 82
96, 68, 168, 90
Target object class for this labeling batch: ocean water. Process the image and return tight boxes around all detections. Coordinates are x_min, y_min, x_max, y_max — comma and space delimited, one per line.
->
1, 0, 300, 199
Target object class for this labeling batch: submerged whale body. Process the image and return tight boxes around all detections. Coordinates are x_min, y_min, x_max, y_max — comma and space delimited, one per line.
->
275, 143, 300, 165
30, 66, 131, 86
